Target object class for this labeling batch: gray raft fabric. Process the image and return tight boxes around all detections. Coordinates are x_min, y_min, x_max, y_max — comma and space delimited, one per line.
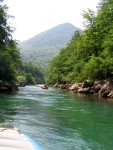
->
0, 129, 35, 150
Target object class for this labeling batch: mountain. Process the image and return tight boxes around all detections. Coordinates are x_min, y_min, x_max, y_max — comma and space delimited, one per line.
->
19, 23, 82, 69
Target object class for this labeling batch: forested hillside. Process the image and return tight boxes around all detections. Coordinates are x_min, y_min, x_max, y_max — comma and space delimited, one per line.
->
19, 23, 82, 69
46, 0, 113, 84
0, 0, 44, 88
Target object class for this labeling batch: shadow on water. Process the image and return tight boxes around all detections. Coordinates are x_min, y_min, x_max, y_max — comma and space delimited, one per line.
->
0, 93, 18, 124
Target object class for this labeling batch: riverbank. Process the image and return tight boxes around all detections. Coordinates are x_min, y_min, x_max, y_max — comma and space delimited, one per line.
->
0, 80, 18, 93
54, 78, 113, 99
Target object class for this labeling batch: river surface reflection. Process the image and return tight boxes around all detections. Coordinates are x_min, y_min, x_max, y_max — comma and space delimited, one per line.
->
0, 86, 113, 150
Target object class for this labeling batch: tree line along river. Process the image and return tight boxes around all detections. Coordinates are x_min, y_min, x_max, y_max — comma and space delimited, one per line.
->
0, 86, 113, 150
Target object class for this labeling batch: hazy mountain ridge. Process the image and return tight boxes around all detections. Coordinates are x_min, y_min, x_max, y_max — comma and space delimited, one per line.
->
19, 23, 82, 69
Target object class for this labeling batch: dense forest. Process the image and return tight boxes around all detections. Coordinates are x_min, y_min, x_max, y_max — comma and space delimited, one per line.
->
46, 0, 113, 84
0, 0, 44, 88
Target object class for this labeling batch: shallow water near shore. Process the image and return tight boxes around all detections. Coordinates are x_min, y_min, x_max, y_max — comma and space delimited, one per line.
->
0, 86, 113, 150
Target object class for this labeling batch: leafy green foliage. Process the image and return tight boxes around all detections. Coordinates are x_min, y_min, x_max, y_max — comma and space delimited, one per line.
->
18, 62, 44, 84
0, 1, 21, 82
17, 76, 26, 85
46, 0, 113, 84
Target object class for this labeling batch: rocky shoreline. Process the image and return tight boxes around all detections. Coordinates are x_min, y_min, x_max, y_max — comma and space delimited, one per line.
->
0, 80, 18, 93
54, 78, 113, 99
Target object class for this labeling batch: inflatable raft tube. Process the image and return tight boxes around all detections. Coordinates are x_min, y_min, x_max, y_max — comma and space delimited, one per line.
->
0, 125, 42, 150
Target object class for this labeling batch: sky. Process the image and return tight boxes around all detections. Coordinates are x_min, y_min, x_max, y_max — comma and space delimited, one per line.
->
4, 0, 99, 42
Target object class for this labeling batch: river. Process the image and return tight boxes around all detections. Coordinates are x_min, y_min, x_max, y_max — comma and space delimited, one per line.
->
0, 86, 113, 150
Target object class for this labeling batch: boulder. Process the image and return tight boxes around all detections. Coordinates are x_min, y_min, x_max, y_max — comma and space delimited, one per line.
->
108, 90, 113, 98
69, 83, 78, 91
82, 80, 94, 88
54, 78, 113, 99
78, 87, 90, 93
98, 78, 113, 97
0, 80, 18, 92
58, 84, 67, 89
78, 88, 85, 93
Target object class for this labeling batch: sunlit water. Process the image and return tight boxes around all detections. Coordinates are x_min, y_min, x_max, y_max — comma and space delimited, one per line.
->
0, 86, 113, 150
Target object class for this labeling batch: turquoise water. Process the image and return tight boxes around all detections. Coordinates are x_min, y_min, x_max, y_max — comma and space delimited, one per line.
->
0, 86, 113, 150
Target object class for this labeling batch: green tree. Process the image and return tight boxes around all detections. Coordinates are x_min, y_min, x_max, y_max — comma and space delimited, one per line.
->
47, 0, 113, 84
18, 62, 44, 84
0, 1, 21, 82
